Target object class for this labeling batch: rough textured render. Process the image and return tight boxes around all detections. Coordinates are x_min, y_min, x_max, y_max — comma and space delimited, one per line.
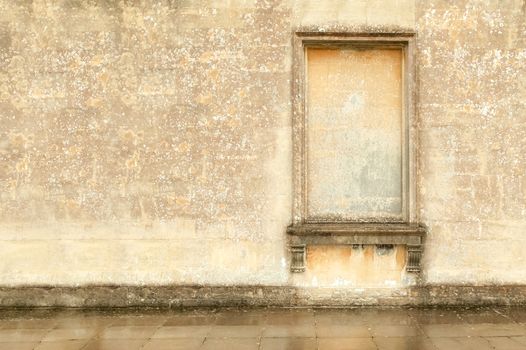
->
306, 48, 403, 220
417, 0, 526, 285
0, 0, 525, 304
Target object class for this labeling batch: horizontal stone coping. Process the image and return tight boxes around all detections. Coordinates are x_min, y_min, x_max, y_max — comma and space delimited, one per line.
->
0, 285, 525, 308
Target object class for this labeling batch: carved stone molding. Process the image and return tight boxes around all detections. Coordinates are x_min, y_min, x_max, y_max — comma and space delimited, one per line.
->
406, 244, 423, 273
290, 244, 306, 272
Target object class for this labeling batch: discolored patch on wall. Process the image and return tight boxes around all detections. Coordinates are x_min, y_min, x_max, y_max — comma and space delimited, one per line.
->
300, 245, 408, 287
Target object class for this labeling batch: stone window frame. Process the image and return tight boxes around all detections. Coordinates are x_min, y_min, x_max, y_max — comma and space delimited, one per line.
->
288, 32, 425, 274
291, 31, 418, 225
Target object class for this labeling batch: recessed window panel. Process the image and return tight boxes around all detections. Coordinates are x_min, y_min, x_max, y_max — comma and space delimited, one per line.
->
306, 47, 403, 221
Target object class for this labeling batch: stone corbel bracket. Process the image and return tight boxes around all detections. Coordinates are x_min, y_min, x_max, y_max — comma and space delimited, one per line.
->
287, 223, 425, 274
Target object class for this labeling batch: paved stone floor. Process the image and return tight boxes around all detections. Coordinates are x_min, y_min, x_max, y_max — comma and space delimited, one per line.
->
0, 307, 526, 349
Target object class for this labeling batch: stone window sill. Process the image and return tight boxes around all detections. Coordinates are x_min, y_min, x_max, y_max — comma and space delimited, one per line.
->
286, 223, 426, 274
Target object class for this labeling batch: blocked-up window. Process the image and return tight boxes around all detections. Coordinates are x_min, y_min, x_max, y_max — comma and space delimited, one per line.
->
288, 34, 423, 274
306, 47, 404, 221
290, 35, 417, 225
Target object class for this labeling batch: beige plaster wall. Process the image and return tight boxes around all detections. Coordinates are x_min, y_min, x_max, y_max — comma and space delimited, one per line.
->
0, 0, 524, 291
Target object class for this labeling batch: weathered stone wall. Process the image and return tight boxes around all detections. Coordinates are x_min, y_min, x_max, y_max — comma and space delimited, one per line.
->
0, 0, 293, 286
0, 0, 525, 301
417, 0, 526, 284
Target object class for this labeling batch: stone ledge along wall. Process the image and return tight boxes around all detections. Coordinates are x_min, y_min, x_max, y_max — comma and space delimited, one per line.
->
0, 0, 524, 304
